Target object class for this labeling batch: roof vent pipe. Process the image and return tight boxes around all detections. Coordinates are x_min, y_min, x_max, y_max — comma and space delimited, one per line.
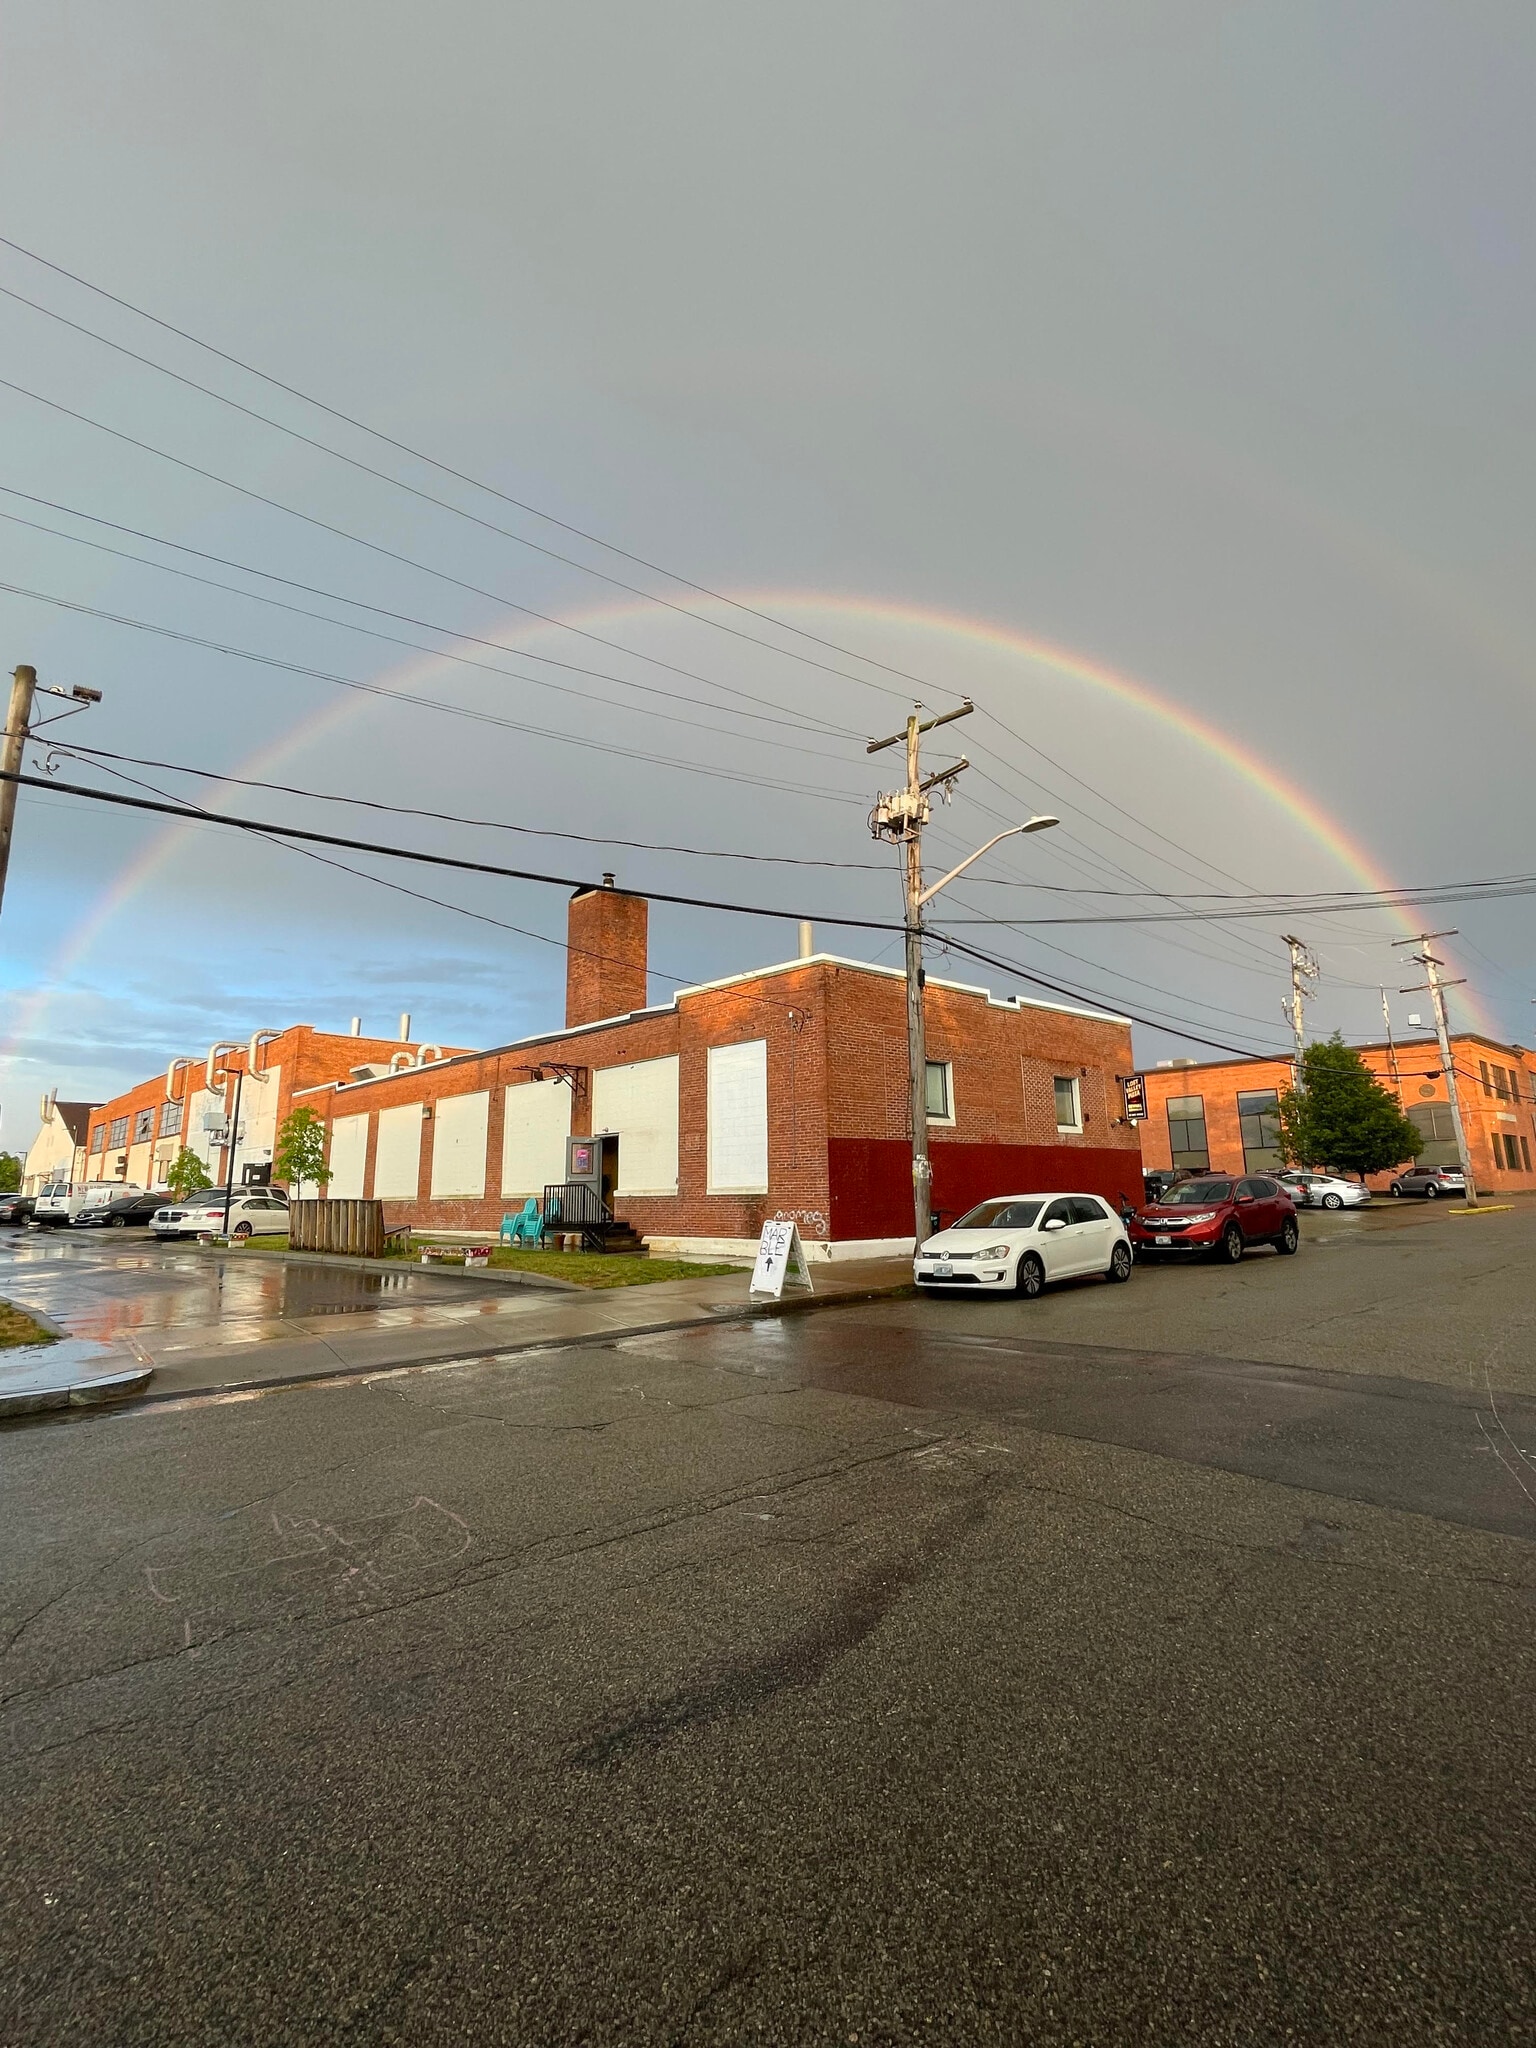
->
350, 1017, 361, 1036
415, 1044, 443, 1066
399, 1012, 411, 1041
798, 921, 814, 959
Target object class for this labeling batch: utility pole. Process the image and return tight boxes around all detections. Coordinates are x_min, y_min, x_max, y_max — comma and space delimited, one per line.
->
0, 665, 103, 928
868, 701, 974, 1250
1380, 987, 1403, 1102
1396, 931, 1476, 1207
0, 666, 37, 922
1280, 933, 1318, 1088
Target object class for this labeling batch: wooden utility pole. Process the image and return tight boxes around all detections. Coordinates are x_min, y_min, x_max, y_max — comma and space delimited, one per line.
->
0, 665, 37, 922
1396, 931, 1476, 1207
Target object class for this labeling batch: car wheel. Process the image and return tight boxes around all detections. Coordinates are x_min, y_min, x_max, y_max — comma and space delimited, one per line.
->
1106, 1241, 1132, 1283
232, 1221, 253, 1240
1277, 1218, 1300, 1255
1424, 1184, 1439, 1199
110, 1214, 130, 1228
1217, 1223, 1244, 1263
1390, 1184, 1402, 1196
1322, 1192, 1343, 1211
1016, 1253, 1045, 1300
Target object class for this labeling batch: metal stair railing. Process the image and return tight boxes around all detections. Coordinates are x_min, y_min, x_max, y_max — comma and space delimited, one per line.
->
542, 1181, 615, 1252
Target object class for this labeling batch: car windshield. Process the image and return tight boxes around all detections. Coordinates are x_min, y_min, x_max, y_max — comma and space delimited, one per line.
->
1162, 1178, 1234, 1205
952, 1199, 1044, 1231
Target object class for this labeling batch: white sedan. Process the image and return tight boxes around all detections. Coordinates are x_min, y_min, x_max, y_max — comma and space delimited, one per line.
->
915, 1192, 1133, 1299
151, 1193, 291, 1240
1292, 1173, 1372, 1211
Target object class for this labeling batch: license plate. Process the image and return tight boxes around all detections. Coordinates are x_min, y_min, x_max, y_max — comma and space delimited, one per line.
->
933, 1262, 952, 1278
1155, 1235, 1171, 1246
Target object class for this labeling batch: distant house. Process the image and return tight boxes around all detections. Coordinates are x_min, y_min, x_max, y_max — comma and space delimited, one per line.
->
22, 1097, 100, 1194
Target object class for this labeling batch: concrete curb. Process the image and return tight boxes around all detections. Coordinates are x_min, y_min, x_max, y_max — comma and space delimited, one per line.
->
76, 1276, 918, 1419
190, 1243, 585, 1290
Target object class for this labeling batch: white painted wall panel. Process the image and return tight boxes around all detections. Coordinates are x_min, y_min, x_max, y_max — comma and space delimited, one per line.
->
502, 1081, 571, 1197
328, 1113, 369, 1199
430, 1091, 490, 1199
592, 1057, 679, 1196
707, 1040, 769, 1193
373, 1103, 423, 1199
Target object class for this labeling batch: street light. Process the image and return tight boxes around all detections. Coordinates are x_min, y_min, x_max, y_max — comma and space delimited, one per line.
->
907, 813, 1058, 1250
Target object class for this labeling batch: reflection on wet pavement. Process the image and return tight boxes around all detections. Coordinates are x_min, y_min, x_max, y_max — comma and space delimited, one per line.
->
0, 1233, 507, 1344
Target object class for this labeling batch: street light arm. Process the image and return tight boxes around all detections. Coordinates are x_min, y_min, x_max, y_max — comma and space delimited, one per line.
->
915, 817, 1058, 909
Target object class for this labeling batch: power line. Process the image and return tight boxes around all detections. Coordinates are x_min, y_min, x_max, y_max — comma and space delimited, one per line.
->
0, 491, 857, 746
0, 580, 866, 806
0, 373, 870, 735
0, 234, 924, 701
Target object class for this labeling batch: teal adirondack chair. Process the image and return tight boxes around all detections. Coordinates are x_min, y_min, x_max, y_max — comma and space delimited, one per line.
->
501, 1199, 543, 1246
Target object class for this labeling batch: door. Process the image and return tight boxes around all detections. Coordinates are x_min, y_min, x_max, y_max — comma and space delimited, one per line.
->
1069, 1196, 1114, 1270
1038, 1197, 1084, 1276
599, 1134, 619, 1208
1235, 1178, 1274, 1240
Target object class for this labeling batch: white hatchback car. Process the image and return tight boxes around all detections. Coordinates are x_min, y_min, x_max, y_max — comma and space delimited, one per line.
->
150, 1193, 291, 1241
915, 1192, 1134, 1299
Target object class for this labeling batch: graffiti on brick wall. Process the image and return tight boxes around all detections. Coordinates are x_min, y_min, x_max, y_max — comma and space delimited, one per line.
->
773, 1206, 830, 1240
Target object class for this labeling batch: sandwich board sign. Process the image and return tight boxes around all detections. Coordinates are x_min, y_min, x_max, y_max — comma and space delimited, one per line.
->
749, 1219, 814, 1299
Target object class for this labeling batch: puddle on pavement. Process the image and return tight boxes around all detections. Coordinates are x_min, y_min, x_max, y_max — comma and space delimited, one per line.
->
0, 1234, 501, 1342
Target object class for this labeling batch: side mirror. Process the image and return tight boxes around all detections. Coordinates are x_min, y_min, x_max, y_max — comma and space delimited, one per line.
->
1043, 1217, 1067, 1232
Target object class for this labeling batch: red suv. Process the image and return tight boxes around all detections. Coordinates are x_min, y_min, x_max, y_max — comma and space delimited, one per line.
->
1129, 1173, 1299, 1263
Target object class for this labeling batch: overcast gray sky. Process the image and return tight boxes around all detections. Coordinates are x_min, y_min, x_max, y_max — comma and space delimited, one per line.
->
3, 0, 1533, 1145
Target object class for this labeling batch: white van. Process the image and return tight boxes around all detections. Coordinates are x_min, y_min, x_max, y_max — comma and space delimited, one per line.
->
33, 1180, 144, 1226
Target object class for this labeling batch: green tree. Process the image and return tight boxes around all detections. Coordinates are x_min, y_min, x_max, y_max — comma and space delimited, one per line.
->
273, 1106, 331, 1193
165, 1147, 214, 1201
0, 1151, 21, 1193
1277, 1035, 1424, 1178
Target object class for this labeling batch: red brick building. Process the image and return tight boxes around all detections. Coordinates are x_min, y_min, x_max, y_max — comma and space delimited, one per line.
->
78, 1023, 471, 1193
1136, 1036, 1536, 1194
299, 881, 1143, 1256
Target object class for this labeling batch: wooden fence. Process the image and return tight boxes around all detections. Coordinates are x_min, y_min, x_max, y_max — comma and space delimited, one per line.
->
287, 1198, 387, 1258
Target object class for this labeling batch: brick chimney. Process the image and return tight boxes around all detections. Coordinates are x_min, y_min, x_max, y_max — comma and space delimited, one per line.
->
566, 876, 648, 1027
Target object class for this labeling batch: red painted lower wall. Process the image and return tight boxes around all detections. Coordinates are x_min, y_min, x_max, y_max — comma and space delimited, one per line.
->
828, 1138, 1143, 1238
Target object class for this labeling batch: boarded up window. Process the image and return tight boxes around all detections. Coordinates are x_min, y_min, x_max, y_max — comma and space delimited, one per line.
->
707, 1039, 769, 1194
430, 1092, 490, 1199
373, 1103, 422, 1200
592, 1057, 679, 1196
502, 1080, 571, 1196
328, 1113, 369, 1198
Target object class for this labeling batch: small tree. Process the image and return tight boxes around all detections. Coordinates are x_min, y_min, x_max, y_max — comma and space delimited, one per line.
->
0, 1151, 21, 1194
1278, 1035, 1424, 1178
273, 1106, 332, 1194
165, 1147, 214, 1200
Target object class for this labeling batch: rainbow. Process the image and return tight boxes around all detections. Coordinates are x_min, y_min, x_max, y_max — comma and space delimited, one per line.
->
3, 591, 1493, 1061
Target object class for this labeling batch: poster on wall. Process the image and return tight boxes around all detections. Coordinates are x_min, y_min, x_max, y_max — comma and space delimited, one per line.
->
749, 1219, 814, 1299
1121, 1074, 1148, 1121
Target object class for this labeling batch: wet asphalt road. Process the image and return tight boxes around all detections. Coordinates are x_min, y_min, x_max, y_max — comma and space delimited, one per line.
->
3, 1208, 1535, 2044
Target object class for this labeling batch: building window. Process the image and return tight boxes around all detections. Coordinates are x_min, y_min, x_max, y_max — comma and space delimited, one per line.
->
925, 1060, 954, 1123
1480, 1060, 1492, 1097
108, 1116, 129, 1149
1054, 1076, 1082, 1133
133, 1107, 155, 1143
89, 1125, 105, 1154
159, 1098, 184, 1138
1166, 1095, 1209, 1171
1523, 1136, 1532, 1173
1406, 1103, 1458, 1166
1236, 1088, 1283, 1172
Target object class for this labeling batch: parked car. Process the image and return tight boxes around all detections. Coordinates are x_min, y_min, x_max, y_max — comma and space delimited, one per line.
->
1142, 1167, 1204, 1203
1129, 1174, 1299, 1262
1389, 1164, 1467, 1199
151, 1193, 293, 1241
32, 1179, 145, 1226
915, 1192, 1134, 1298
0, 1192, 35, 1225
73, 1189, 174, 1229
1291, 1173, 1372, 1211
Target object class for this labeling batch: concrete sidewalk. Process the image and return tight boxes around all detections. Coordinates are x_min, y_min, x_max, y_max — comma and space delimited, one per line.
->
3, 1256, 912, 1411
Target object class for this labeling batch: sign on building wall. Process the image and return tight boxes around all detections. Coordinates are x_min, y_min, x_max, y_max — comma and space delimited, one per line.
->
708, 1039, 769, 1194
328, 1113, 369, 1199
1121, 1074, 1148, 1121
591, 1057, 679, 1196
749, 1219, 813, 1299
501, 1080, 571, 1198
431, 1092, 490, 1199
374, 1102, 423, 1200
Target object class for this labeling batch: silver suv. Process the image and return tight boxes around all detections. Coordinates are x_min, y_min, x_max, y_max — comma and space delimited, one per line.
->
1389, 1165, 1466, 1199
